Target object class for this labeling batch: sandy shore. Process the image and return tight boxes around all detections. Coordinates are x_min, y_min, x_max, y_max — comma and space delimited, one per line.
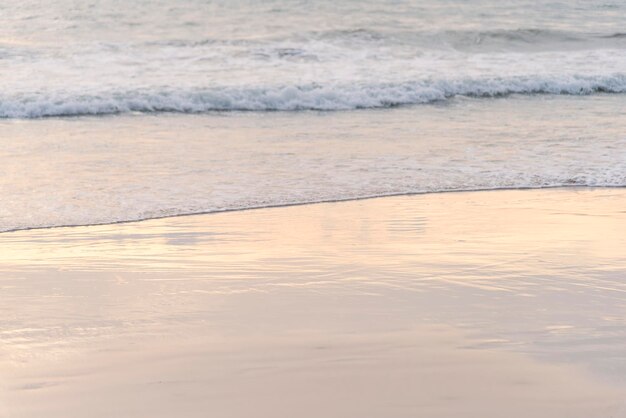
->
1, 188, 625, 418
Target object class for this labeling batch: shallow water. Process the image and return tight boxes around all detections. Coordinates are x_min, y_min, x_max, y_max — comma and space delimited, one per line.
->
1, 95, 625, 232
1, 0, 625, 231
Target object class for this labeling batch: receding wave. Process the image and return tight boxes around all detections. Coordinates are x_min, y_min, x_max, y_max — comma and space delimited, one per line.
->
2, 74, 626, 118
3, 184, 625, 234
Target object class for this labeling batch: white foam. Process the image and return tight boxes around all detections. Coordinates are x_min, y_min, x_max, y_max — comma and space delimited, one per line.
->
1, 74, 625, 118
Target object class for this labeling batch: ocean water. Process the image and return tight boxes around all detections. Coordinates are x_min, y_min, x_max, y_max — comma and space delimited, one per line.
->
1, 0, 625, 231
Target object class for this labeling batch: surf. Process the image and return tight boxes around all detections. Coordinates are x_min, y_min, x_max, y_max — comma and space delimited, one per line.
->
2, 73, 626, 118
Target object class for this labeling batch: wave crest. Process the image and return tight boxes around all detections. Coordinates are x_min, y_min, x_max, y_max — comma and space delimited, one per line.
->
1, 74, 626, 118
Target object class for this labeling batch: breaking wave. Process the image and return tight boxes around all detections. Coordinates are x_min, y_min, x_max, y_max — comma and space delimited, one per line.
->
2, 74, 626, 118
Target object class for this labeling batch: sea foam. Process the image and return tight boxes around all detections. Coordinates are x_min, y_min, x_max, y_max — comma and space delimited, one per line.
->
1, 74, 625, 118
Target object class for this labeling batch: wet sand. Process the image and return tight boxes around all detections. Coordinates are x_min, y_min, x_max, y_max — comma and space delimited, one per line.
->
1, 188, 625, 418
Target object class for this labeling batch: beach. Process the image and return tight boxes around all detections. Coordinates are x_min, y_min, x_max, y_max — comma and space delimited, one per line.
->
2, 1, 626, 416
2, 188, 625, 418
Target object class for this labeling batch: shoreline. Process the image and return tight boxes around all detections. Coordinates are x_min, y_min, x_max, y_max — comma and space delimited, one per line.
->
2, 185, 623, 235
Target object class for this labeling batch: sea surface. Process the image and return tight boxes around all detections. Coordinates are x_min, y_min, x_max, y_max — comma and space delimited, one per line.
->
1, 0, 625, 231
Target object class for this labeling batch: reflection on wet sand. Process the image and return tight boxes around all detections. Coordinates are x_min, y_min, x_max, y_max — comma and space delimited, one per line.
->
1, 188, 625, 417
